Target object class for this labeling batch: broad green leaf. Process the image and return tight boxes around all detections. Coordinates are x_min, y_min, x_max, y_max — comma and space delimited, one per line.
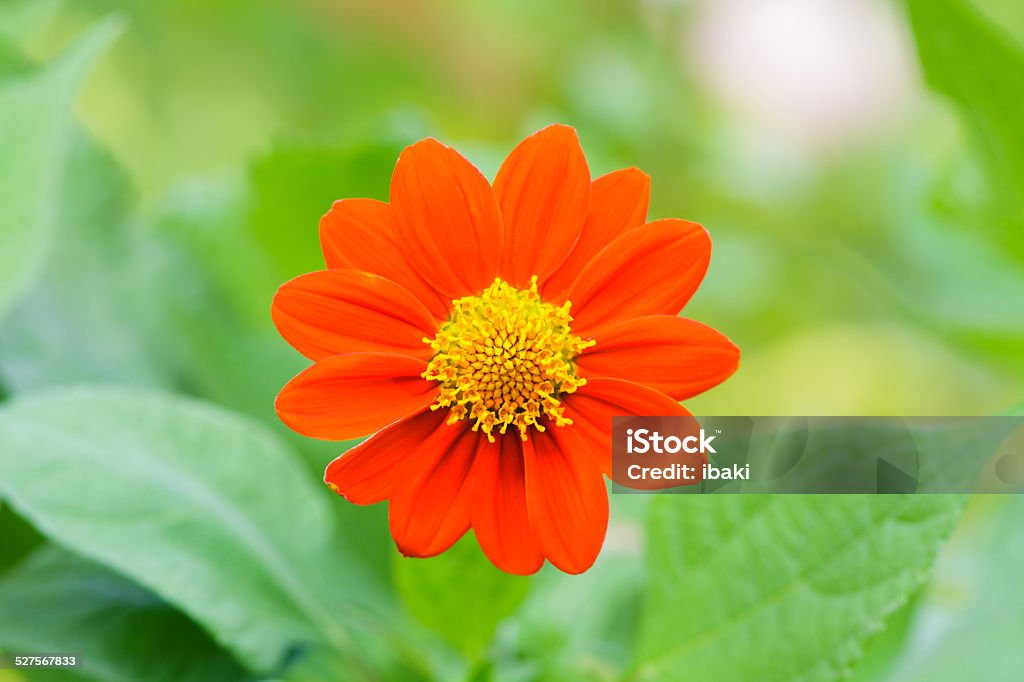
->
634, 495, 966, 682
0, 387, 387, 674
0, 546, 247, 682
394, 535, 530, 658
0, 18, 121, 322
885, 497, 1024, 682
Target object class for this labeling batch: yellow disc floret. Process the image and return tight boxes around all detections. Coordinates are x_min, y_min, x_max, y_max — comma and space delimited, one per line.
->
423, 277, 595, 442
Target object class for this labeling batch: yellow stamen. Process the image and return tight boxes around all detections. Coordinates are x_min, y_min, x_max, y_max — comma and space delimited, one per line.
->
422, 277, 595, 442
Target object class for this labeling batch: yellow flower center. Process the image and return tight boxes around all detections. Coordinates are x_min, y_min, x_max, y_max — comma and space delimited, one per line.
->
422, 277, 595, 442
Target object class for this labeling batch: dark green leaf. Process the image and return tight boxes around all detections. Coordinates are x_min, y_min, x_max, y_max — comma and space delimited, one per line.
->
634, 495, 967, 682
0, 502, 43, 578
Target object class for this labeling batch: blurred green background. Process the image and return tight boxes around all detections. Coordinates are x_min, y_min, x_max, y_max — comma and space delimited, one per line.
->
0, 0, 1022, 680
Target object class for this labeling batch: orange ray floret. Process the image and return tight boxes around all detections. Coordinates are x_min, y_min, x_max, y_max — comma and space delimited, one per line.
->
272, 124, 739, 575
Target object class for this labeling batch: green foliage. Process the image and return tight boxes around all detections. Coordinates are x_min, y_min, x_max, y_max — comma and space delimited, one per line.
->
636, 495, 967, 681
905, 0, 1024, 254
0, 546, 247, 682
251, 143, 405, 280
843, 596, 919, 682
394, 535, 530, 658
0, 387, 385, 674
499, 555, 646, 681
0, 18, 120, 322
0, 0, 59, 48
0, 135, 177, 392
0, 3, 1021, 681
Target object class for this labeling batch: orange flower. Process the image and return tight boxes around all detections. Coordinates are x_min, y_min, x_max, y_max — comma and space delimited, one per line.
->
272, 125, 739, 575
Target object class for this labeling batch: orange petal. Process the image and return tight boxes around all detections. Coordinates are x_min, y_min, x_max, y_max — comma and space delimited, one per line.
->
276, 353, 436, 440
469, 436, 545, 575
577, 315, 740, 400
324, 408, 449, 505
272, 270, 438, 361
494, 124, 591, 288
566, 219, 711, 335
523, 426, 608, 574
390, 139, 503, 301
544, 168, 650, 301
562, 377, 692, 475
319, 198, 451, 320
389, 422, 478, 558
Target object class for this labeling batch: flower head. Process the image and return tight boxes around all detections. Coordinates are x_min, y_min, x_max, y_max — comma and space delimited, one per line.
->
272, 124, 739, 575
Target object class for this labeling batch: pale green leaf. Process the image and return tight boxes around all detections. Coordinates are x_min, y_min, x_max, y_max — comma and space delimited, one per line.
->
0, 135, 177, 392
0, 387, 386, 674
634, 495, 966, 682
0, 18, 121, 322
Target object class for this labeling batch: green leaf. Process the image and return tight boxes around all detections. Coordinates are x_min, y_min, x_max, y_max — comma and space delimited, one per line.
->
0, 502, 44, 578
634, 495, 967, 682
0, 546, 248, 682
0, 135, 178, 392
843, 593, 919, 682
885, 497, 1024, 682
393, 535, 530, 658
905, 0, 1024, 249
0, 387, 387, 674
0, 18, 121, 322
